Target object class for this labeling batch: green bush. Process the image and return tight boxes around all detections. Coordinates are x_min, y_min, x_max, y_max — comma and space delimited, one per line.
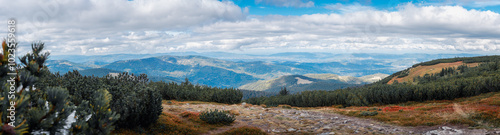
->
71, 89, 120, 135
359, 111, 378, 116
152, 79, 243, 104
200, 109, 235, 125
61, 71, 103, 106
53, 71, 162, 129
397, 70, 410, 78
102, 73, 162, 128
210, 88, 243, 104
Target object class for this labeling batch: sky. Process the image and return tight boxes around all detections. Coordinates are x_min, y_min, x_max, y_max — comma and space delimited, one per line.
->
1, 0, 500, 55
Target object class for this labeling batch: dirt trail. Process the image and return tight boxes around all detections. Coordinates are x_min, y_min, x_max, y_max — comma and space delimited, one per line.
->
164, 103, 500, 135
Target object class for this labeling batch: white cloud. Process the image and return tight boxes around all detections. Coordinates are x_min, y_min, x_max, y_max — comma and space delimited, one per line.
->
255, 0, 314, 8
0, 1, 499, 55
437, 0, 500, 7
324, 3, 376, 13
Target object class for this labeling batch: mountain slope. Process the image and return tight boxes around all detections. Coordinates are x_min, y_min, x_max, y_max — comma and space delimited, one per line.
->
155, 55, 324, 80
46, 60, 93, 73
303, 73, 389, 84
103, 57, 260, 88
238, 74, 384, 93
386, 61, 480, 84
376, 55, 500, 85
79, 68, 121, 77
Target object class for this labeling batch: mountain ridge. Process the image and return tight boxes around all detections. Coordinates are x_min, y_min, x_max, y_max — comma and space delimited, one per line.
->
239, 73, 388, 92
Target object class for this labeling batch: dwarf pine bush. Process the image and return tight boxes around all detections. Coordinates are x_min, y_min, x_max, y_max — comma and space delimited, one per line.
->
359, 111, 378, 116
199, 109, 235, 125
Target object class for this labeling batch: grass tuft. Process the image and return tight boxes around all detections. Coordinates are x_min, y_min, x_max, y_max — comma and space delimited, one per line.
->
218, 126, 268, 135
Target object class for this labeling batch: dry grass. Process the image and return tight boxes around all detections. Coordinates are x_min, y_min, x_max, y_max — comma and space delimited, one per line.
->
322, 92, 500, 127
387, 61, 480, 84
218, 126, 268, 135
180, 111, 201, 121
112, 112, 210, 135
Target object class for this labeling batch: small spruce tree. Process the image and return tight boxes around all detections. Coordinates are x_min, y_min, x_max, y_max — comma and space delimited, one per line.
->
0, 40, 30, 134
71, 88, 120, 135
19, 42, 74, 134
279, 87, 289, 96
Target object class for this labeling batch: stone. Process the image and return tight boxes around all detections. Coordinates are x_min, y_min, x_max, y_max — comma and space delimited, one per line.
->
319, 132, 335, 135
287, 128, 297, 132
451, 129, 463, 134
323, 126, 332, 130
441, 126, 452, 130
424, 127, 463, 135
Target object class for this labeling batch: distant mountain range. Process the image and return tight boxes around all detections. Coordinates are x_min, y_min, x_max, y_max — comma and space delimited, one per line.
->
45, 52, 480, 88
239, 73, 389, 93
45, 60, 94, 73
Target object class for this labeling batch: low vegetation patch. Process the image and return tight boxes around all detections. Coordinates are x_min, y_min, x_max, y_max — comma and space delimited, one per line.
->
113, 112, 202, 135
278, 104, 292, 109
325, 92, 500, 127
200, 109, 236, 125
180, 111, 201, 121
218, 126, 268, 135
359, 111, 378, 116
383, 106, 416, 112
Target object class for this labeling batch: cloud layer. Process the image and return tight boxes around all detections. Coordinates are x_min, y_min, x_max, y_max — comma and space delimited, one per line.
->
0, 0, 499, 55
255, 0, 314, 8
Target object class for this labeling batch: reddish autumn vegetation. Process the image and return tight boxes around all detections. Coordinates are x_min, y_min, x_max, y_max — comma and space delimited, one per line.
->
383, 106, 417, 112
180, 111, 201, 121
327, 92, 500, 127
219, 126, 268, 135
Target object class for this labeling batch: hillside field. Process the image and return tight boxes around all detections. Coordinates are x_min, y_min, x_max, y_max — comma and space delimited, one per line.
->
387, 61, 480, 84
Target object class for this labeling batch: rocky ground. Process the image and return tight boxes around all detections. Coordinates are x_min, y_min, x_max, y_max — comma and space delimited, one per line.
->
164, 102, 500, 135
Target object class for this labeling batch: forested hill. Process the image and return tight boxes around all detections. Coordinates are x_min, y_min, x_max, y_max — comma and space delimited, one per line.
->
246, 55, 500, 107
375, 55, 500, 85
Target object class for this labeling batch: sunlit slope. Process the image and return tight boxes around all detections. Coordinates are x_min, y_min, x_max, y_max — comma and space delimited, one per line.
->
239, 73, 388, 93
387, 61, 480, 84
376, 55, 500, 85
